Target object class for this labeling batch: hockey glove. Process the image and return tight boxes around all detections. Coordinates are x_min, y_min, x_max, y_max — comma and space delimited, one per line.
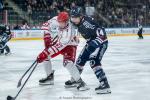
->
37, 49, 50, 63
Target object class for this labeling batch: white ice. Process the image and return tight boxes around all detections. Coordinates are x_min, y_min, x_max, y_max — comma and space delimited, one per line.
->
0, 36, 150, 100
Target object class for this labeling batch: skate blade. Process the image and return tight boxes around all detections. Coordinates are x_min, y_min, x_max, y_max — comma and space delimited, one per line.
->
64, 84, 78, 88
0, 54, 5, 56
78, 86, 90, 91
96, 88, 111, 94
5, 53, 11, 56
39, 81, 54, 85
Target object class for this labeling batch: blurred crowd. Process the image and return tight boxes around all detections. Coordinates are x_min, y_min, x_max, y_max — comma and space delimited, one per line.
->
96, 0, 150, 27
10, 20, 41, 30
1, 0, 150, 29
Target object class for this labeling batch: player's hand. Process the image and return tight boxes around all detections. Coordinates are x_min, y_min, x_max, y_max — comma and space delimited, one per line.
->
37, 49, 50, 63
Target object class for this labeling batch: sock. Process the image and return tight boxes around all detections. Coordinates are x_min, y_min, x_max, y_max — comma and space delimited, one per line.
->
43, 56, 53, 76
92, 66, 107, 83
65, 60, 81, 81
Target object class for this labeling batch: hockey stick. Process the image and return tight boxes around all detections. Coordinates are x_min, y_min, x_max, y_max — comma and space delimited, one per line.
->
17, 60, 37, 88
7, 62, 38, 100
17, 35, 58, 88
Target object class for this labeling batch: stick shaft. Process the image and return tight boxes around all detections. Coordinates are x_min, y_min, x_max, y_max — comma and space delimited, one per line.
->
19, 60, 36, 82
15, 62, 38, 99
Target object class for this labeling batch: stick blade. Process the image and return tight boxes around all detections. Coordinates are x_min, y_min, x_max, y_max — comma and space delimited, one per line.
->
17, 79, 22, 88
7, 95, 15, 100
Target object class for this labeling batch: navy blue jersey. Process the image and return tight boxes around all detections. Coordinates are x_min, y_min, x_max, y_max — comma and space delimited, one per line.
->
0, 25, 11, 43
77, 16, 107, 43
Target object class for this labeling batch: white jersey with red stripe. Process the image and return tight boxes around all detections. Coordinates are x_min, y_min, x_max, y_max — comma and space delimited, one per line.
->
41, 16, 79, 55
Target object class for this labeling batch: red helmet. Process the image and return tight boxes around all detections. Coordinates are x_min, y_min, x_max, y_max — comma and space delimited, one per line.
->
57, 12, 69, 22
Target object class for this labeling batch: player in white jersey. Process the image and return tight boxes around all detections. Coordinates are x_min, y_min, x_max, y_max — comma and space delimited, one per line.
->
36, 12, 88, 90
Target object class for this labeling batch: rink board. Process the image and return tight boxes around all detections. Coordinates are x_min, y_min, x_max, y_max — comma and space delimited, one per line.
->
11, 34, 150, 41
10, 28, 150, 41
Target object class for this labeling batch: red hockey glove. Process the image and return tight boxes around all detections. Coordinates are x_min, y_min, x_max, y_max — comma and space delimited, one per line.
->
44, 32, 52, 49
37, 49, 50, 63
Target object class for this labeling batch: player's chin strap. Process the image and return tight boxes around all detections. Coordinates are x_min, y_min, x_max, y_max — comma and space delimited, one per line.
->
64, 60, 81, 81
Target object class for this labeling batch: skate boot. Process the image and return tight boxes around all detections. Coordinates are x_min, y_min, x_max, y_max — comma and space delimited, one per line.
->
95, 79, 111, 94
5, 52, 11, 56
65, 77, 79, 88
0, 50, 4, 56
77, 78, 90, 91
138, 36, 144, 39
140, 36, 144, 39
0, 53, 4, 56
39, 70, 54, 85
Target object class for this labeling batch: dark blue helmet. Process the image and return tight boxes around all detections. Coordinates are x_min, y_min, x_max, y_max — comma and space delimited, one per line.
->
70, 7, 82, 17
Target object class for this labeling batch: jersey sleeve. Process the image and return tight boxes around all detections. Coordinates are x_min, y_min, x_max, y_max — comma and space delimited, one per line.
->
41, 21, 50, 31
0, 33, 9, 42
41, 17, 60, 49
70, 24, 80, 45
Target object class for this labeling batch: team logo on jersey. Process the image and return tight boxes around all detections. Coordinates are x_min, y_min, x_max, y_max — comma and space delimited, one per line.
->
83, 21, 95, 29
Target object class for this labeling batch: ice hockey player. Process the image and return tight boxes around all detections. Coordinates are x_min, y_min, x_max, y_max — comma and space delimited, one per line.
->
0, 24, 11, 56
69, 7, 111, 94
137, 20, 143, 39
36, 12, 89, 91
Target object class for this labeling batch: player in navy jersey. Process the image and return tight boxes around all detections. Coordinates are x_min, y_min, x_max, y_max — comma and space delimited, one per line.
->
67, 7, 111, 94
137, 20, 143, 39
0, 24, 11, 55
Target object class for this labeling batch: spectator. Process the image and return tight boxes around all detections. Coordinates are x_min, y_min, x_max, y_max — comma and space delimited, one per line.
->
21, 20, 30, 30
0, 0, 3, 10
27, 5, 32, 15
14, 24, 21, 30
2, 0, 150, 28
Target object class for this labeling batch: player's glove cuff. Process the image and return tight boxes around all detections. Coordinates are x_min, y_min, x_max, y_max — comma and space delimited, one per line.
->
37, 49, 50, 63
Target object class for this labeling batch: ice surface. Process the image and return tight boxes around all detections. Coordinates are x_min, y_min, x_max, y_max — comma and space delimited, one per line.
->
0, 36, 150, 100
